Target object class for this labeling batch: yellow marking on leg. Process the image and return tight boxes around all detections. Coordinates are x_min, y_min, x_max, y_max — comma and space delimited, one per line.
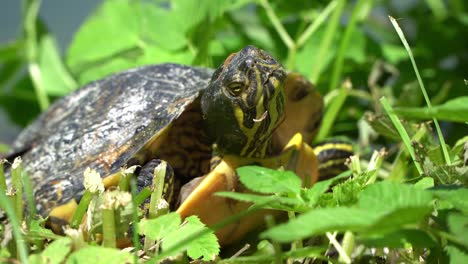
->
313, 142, 353, 156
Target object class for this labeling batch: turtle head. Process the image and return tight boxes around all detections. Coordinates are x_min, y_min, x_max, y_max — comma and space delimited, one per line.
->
201, 45, 287, 157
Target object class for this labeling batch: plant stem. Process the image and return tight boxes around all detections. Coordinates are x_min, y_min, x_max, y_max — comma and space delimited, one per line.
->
144, 161, 168, 254
130, 179, 141, 264
21, 171, 36, 228
287, 211, 303, 252
0, 190, 29, 263
340, 231, 355, 263
286, 1, 338, 69
134, 187, 152, 205
380, 96, 423, 175
388, 16, 451, 166
326, 232, 351, 263
11, 158, 24, 222
70, 191, 94, 229
329, 0, 369, 92
148, 162, 166, 219
22, 0, 49, 110
102, 207, 116, 248
296, 1, 339, 49
309, 0, 346, 83
316, 82, 350, 142
260, 0, 295, 50
265, 215, 282, 264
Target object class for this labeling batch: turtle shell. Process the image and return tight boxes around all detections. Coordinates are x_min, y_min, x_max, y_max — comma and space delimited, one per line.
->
8, 63, 214, 215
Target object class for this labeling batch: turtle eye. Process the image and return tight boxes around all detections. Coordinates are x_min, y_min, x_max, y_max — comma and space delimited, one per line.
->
226, 82, 244, 97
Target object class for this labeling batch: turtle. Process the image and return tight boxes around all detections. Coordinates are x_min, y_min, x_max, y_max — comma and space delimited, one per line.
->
5, 45, 352, 246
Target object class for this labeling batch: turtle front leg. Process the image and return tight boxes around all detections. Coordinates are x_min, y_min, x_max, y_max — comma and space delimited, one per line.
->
137, 159, 178, 211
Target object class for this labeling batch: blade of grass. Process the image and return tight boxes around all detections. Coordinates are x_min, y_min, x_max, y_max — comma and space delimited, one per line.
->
144, 161, 169, 254
388, 124, 428, 181
315, 82, 350, 142
70, 168, 104, 228
130, 179, 141, 264
287, 0, 339, 69
70, 191, 94, 228
380, 96, 423, 175
296, 1, 339, 49
259, 0, 294, 50
340, 231, 355, 263
11, 158, 24, 222
309, 0, 346, 83
287, 211, 303, 257
21, 170, 36, 228
388, 15, 451, 166
329, 0, 370, 92
0, 191, 29, 263
148, 161, 167, 219
326, 232, 351, 264
101, 204, 117, 248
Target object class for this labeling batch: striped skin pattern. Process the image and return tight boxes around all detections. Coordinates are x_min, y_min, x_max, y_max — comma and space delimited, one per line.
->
314, 140, 354, 179
201, 45, 287, 158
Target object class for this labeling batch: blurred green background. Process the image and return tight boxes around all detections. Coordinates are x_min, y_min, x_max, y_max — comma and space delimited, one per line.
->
0, 0, 467, 152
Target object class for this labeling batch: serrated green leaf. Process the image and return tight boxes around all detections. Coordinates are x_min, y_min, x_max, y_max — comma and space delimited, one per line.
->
67, 0, 144, 69
263, 182, 433, 242
363, 229, 437, 249
39, 237, 72, 264
38, 35, 76, 96
426, 137, 467, 165
143, 7, 187, 51
365, 112, 403, 141
28, 220, 63, 240
0, 76, 41, 126
366, 207, 433, 234
0, 59, 23, 89
162, 216, 219, 261
30, 240, 73, 264
446, 245, 468, 264
394, 97, 468, 123
358, 182, 433, 213
216, 192, 303, 211
66, 246, 133, 264
304, 171, 351, 207
358, 182, 432, 234
136, 45, 194, 66
75, 57, 140, 85
447, 212, 468, 248
237, 166, 302, 195
138, 212, 181, 241
261, 207, 374, 242
432, 188, 468, 213
0, 40, 24, 61
414, 177, 434, 189
172, 0, 209, 28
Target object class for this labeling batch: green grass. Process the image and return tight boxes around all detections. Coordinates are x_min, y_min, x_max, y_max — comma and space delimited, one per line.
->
1, 0, 468, 263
